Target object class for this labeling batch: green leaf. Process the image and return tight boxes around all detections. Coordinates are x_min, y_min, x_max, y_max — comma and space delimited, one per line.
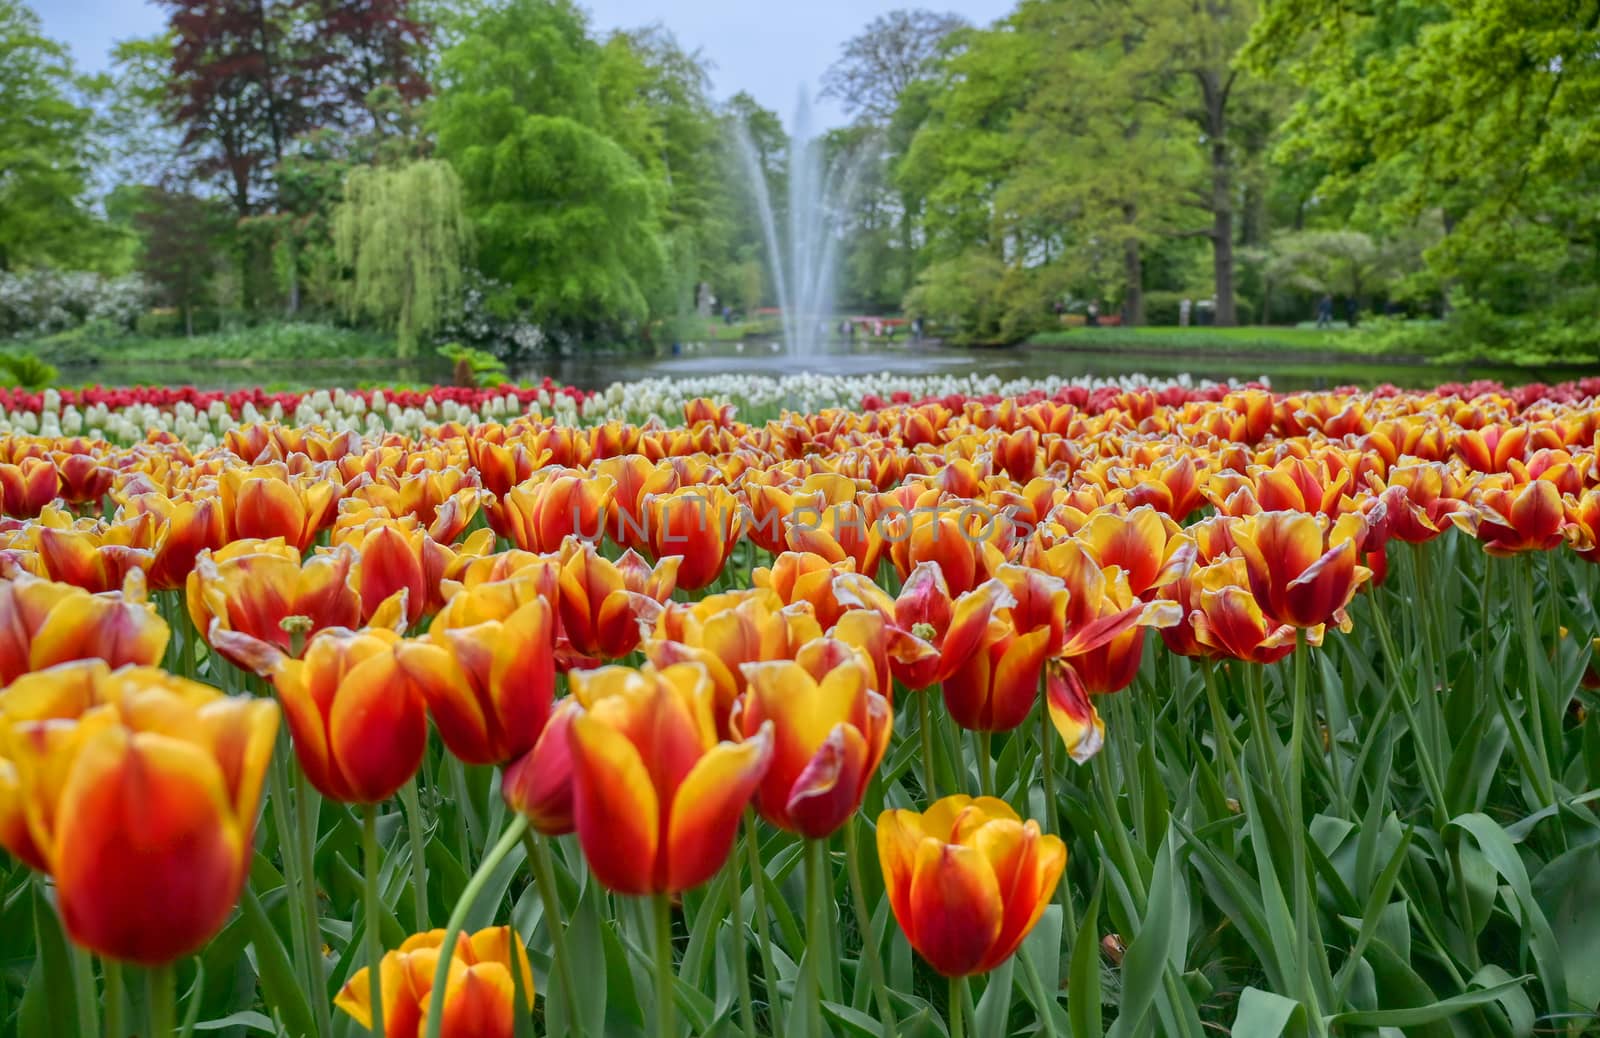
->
1068, 875, 1104, 1038
1232, 987, 1305, 1037
973, 955, 1014, 1038
18, 881, 75, 1038
1325, 976, 1532, 1028
237, 881, 317, 1038
193, 1010, 279, 1033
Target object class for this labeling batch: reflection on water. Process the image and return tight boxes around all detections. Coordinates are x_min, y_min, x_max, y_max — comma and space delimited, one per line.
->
58, 341, 1543, 394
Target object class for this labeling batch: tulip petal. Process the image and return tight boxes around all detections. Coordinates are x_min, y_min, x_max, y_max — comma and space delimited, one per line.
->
570, 710, 660, 895
905, 837, 1003, 976
664, 725, 772, 893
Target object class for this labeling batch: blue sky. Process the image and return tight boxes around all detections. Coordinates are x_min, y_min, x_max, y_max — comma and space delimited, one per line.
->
36, 0, 1015, 129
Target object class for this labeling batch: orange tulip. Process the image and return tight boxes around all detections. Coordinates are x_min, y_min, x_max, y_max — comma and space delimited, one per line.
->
1072, 505, 1195, 599
29, 509, 156, 594
645, 588, 823, 732
555, 537, 680, 662
732, 658, 891, 838
1369, 462, 1473, 544
883, 490, 1006, 597
501, 698, 580, 835
0, 458, 59, 518
1451, 479, 1569, 556
832, 561, 1010, 690
398, 583, 557, 766
187, 539, 373, 674
566, 663, 772, 895
643, 484, 742, 591
494, 469, 616, 554
754, 551, 854, 629
940, 566, 1067, 732
1044, 661, 1104, 763
1167, 559, 1323, 665
0, 662, 277, 963
335, 518, 495, 627
267, 627, 426, 803
877, 795, 1065, 977
0, 573, 168, 685
220, 464, 340, 550
334, 926, 535, 1038
120, 493, 228, 591
1230, 511, 1371, 629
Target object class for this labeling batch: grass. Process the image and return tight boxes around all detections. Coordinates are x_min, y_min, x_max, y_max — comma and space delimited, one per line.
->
8, 322, 405, 368
1026, 324, 1362, 354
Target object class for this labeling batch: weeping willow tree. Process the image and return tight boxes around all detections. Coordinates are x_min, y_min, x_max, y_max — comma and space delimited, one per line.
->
333, 159, 471, 357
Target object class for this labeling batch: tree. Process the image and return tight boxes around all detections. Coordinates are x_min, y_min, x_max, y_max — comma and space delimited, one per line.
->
1248, 0, 1600, 350
333, 159, 469, 355
126, 187, 235, 334
820, 9, 969, 123
432, 0, 667, 347
0, 0, 101, 270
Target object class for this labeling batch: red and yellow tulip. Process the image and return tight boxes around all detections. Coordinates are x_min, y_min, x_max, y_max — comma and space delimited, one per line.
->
334, 926, 534, 1038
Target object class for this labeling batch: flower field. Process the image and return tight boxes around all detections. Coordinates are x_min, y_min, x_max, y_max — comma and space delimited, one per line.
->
2, 372, 1600, 1038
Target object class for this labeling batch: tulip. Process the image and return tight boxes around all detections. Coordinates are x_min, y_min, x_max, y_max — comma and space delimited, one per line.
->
566, 663, 772, 895
643, 484, 742, 591
501, 698, 580, 835
336, 517, 495, 626
0, 572, 168, 686
0, 458, 59, 518
334, 926, 535, 1038
220, 464, 340, 550
268, 627, 427, 803
29, 509, 156, 594
0, 662, 277, 963
832, 562, 1010, 690
1072, 505, 1195, 599
1044, 660, 1104, 763
1230, 510, 1372, 629
883, 489, 1005, 597
732, 658, 891, 838
645, 587, 823, 732
494, 468, 616, 554
187, 539, 373, 674
555, 536, 680, 662
754, 550, 854, 629
120, 493, 228, 590
877, 795, 1065, 976
398, 587, 557, 766
1450, 479, 1569, 556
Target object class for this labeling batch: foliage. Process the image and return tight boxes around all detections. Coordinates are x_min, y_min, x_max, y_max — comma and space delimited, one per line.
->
432, 0, 669, 348
0, 0, 103, 271
17, 321, 401, 368
436, 342, 508, 386
0, 350, 56, 388
0, 271, 152, 339
333, 159, 471, 357
820, 8, 969, 122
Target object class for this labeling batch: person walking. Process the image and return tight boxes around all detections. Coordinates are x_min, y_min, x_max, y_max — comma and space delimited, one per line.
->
1316, 294, 1334, 329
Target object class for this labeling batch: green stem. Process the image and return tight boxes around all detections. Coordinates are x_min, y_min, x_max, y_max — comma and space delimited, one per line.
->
805, 839, 827, 1038
918, 692, 938, 800
1200, 659, 1244, 799
422, 817, 530, 1038
653, 893, 676, 1038
726, 848, 758, 1038
1017, 951, 1058, 1038
146, 964, 175, 1038
266, 743, 314, 1018
524, 834, 581, 1034
399, 776, 430, 930
70, 944, 96, 1038
977, 730, 995, 797
947, 975, 967, 1038
1515, 554, 1557, 807
1287, 633, 1320, 1020
362, 804, 387, 1038
103, 960, 124, 1038
445, 756, 479, 870
744, 811, 783, 1027
843, 818, 898, 1038
295, 769, 333, 1038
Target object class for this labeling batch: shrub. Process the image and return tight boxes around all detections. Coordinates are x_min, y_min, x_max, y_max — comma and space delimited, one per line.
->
1142, 291, 1187, 326
0, 271, 152, 338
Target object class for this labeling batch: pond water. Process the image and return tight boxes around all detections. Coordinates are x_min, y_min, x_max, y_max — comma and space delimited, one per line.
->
55, 341, 1559, 393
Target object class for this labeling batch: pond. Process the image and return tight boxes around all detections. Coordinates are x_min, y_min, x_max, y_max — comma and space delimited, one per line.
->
52, 340, 1565, 393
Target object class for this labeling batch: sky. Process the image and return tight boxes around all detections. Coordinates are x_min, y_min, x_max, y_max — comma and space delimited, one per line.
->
35, 0, 1017, 130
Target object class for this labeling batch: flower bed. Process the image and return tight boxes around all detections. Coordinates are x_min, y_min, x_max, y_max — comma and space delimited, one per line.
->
0, 377, 1597, 1036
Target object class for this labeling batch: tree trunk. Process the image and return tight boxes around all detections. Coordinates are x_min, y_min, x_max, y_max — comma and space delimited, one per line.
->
1209, 138, 1236, 326
1122, 204, 1143, 326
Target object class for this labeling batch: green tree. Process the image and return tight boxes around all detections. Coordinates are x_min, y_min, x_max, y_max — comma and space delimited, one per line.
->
333, 158, 470, 356
0, 0, 101, 270
432, 0, 667, 347
1249, 0, 1600, 353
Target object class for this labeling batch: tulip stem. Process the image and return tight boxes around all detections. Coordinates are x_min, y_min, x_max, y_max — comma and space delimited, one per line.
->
803, 840, 827, 1038
977, 731, 995, 797
724, 850, 758, 1038
843, 818, 897, 1038
743, 811, 783, 1027
103, 960, 124, 1038
70, 944, 97, 1038
523, 832, 580, 1034
423, 816, 529, 1038
146, 964, 175, 1038
362, 804, 387, 1038
917, 692, 938, 799
266, 742, 316, 1028
399, 776, 430, 929
653, 893, 677, 1038
294, 769, 333, 1038
947, 975, 967, 1038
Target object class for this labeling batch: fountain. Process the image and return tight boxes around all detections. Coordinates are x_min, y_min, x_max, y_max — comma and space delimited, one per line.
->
733, 88, 870, 358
